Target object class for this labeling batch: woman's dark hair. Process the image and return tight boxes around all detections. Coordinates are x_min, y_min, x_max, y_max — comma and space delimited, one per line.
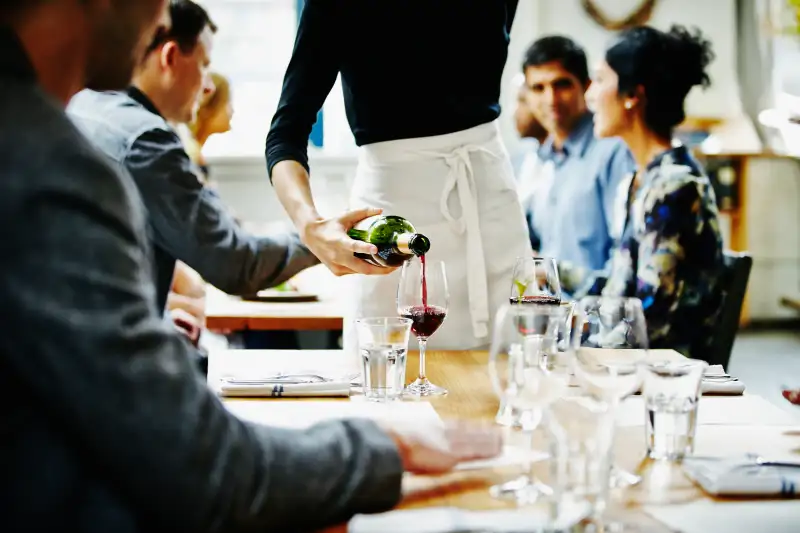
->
605, 25, 714, 140
145, 0, 217, 57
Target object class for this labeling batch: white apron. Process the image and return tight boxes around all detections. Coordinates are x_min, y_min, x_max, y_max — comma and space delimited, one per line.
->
342, 121, 532, 358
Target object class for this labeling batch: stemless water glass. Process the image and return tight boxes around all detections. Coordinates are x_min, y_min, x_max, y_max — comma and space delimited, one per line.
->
488, 303, 572, 503
571, 296, 649, 492
510, 256, 562, 305
642, 359, 707, 460
355, 317, 412, 402
397, 257, 449, 396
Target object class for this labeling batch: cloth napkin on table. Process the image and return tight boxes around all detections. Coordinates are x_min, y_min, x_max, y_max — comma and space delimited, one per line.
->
701, 364, 746, 395
349, 503, 591, 533
682, 456, 800, 496
218, 380, 351, 398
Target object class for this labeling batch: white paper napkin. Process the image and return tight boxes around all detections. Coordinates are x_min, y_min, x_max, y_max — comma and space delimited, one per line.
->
218, 381, 351, 398
682, 456, 800, 496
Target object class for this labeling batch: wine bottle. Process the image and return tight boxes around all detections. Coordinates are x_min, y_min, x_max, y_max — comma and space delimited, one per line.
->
347, 215, 431, 267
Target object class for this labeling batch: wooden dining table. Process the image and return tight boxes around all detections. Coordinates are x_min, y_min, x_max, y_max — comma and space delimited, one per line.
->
204, 285, 344, 331
210, 348, 800, 532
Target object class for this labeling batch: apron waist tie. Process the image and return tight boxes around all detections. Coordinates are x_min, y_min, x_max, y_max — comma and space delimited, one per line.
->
416, 144, 498, 339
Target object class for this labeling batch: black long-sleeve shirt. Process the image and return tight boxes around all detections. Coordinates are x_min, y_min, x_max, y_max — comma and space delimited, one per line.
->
266, 0, 519, 177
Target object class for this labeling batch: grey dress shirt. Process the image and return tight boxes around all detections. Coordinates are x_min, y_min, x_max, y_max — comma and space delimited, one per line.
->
0, 27, 401, 532
67, 87, 319, 312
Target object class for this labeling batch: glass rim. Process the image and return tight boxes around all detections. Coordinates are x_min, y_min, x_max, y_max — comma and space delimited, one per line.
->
501, 301, 568, 316
403, 256, 444, 265
355, 317, 412, 327
514, 255, 557, 262
578, 295, 643, 304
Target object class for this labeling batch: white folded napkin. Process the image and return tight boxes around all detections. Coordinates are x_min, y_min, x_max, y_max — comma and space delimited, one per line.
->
683, 456, 800, 496
350, 502, 590, 533
218, 381, 351, 398
701, 379, 745, 395
701, 364, 745, 396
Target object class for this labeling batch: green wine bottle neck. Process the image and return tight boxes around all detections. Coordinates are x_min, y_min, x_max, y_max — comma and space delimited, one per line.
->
395, 232, 430, 256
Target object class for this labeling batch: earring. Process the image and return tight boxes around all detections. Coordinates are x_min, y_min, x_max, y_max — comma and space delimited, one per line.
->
624, 102, 633, 110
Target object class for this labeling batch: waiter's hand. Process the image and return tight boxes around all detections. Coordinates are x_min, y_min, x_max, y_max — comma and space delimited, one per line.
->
300, 207, 395, 276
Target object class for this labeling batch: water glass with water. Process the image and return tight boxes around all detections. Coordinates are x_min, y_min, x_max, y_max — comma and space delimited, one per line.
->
642, 359, 707, 460
355, 317, 412, 402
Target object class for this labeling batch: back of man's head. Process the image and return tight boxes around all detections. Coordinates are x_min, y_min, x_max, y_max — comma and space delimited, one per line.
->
523, 36, 590, 88
2, 0, 167, 96
143, 0, 216, 59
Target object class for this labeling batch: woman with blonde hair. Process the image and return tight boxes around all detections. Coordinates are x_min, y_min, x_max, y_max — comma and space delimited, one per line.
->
184, 71, 233, 175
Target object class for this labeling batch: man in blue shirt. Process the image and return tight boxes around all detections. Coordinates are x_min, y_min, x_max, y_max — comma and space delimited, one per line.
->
520, 36, 634, 291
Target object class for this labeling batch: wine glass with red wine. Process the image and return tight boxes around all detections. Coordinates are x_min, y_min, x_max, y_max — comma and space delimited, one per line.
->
397, 256, 449, 396
510, 256, 562, 306
497, 256, 563, 425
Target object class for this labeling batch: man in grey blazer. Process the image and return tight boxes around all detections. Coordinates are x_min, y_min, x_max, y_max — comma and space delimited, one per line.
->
68, 0, 321, 316
0, 2, 501, 532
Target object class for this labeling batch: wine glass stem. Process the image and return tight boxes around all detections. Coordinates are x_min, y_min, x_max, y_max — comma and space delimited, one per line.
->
418, 339, 428, 380
608, 396, 621, 479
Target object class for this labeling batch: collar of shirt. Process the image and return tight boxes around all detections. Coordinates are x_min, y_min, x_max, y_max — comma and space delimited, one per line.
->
537, 112, 595, 164
645, 144, 691, 171
0, 26, 37, 83
126, 85, 164, 118
639, 144, 700, 189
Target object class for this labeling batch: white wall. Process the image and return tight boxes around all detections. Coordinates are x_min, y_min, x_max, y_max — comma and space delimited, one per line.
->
744, 157, 800, 320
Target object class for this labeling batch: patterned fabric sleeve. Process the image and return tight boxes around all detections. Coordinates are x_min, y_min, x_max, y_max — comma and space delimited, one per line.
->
559, 261, 607, 298
634, 173, 706, 345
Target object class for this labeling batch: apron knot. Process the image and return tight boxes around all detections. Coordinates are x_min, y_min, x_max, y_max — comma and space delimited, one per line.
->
429, 143, 499, 339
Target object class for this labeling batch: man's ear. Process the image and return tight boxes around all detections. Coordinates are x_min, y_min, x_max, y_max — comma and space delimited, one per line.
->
160, 41, 179, 69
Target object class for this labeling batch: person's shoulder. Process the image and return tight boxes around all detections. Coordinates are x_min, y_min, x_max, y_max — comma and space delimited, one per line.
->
0, 84, 143, 216
588, 136, 634, 182
592, 136, 632, 161
646, 154, 715, 209
68, 89, 172, 149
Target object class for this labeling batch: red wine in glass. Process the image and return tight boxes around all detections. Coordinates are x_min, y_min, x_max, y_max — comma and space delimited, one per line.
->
400, 304, 447, 339
397, 255, 449, 396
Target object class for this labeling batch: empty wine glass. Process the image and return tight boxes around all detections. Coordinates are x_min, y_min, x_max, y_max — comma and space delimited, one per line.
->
571, 296, 649, 495
397, 257, 449, 396
510, 256, 562, 305
488, 303, 572, 503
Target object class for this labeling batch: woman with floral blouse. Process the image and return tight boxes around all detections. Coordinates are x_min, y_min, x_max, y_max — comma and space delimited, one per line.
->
573, 25, 724, 360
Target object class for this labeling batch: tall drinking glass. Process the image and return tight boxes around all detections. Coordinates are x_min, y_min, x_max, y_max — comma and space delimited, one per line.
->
571, 296, 649, 493
397, 257, 449, 396
488, 303, 572, 503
